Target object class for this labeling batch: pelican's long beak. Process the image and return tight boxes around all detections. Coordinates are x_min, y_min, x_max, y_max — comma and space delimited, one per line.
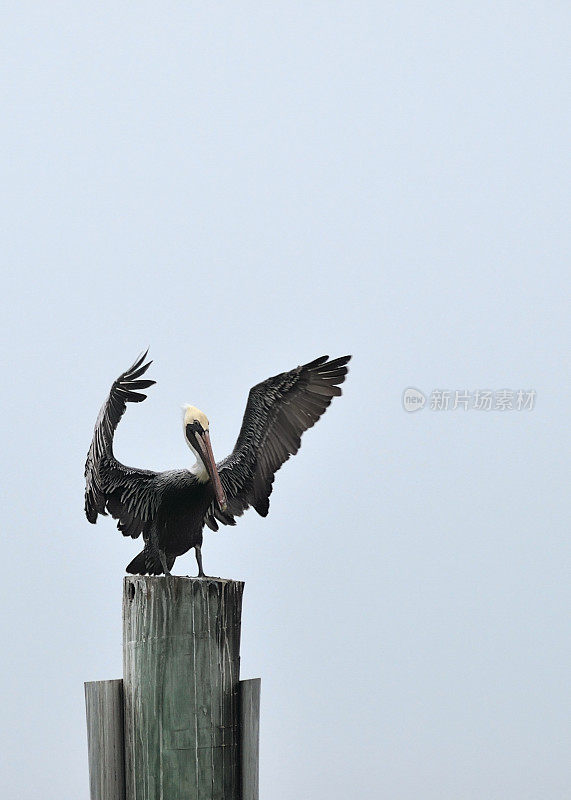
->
195, 429, 227, 512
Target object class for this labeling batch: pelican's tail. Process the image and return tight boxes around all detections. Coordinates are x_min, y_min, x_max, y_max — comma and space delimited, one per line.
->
126, 549, 175, 575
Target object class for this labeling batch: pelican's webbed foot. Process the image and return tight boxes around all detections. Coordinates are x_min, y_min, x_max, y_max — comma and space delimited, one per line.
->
195, 545, 208, 578
159, 549, 172, 576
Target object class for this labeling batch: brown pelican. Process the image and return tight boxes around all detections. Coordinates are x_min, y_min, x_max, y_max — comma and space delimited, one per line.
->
85, 351, 351, 576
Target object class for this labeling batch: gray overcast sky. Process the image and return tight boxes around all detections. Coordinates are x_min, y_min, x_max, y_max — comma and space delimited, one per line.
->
1, 3, 569, 799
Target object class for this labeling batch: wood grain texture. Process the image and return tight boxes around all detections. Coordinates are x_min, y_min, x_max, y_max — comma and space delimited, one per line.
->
123, 576, 244, 800
84, 679, 126, 800
239, 679, 261, 800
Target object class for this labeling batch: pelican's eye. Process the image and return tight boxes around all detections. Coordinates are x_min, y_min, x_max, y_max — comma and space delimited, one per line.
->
186, 421, 204, 437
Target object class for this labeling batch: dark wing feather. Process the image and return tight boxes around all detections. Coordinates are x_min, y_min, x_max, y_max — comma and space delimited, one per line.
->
84, 351, 159, 538
204, 355, 351, 531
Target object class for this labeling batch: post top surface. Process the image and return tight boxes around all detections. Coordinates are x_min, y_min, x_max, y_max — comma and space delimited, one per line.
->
123, 574, 244, 587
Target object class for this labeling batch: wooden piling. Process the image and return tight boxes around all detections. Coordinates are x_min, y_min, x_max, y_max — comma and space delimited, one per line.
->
239, 679, 261, 800
122, 576, 244, 800
84, 678, 126, 800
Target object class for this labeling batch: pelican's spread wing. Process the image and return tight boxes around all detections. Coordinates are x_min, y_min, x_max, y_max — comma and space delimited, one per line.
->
84, 351, 159, 538
204, 355, 351, 531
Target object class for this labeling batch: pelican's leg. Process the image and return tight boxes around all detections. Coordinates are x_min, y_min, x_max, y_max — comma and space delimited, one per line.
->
159, 549, 171, 576
195, 545, 206, 578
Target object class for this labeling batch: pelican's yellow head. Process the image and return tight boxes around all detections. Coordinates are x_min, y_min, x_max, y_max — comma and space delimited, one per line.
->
183, 405, 209, 431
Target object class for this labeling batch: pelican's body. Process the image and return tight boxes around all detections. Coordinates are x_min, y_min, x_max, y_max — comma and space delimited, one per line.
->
85, 351, 350, 575
125, 470, 214, 574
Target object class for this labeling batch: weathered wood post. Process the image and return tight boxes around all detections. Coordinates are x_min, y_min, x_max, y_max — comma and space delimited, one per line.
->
85, 679, 126, 800
85, 575, 259, 800
122, 576, 244, 800
239, 679, 261, 800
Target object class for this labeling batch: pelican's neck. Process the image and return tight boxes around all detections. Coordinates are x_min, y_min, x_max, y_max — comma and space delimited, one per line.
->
185, 437, 209, 483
